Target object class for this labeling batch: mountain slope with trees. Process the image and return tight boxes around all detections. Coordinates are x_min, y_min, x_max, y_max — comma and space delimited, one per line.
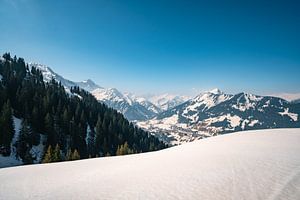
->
0, 53, 166, 167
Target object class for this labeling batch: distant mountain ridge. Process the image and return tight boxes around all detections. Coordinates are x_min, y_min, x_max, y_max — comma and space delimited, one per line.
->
29, 63, 184, 121
146, 93, 190, 111
91, 88, 162, 121
137, 89, 300, 145
29, 63, 300, 145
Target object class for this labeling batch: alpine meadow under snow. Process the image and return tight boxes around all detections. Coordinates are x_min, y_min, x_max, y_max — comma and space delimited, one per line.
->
1, 128, 300, 200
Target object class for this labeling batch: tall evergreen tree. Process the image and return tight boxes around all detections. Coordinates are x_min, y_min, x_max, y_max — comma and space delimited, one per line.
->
71, 149, 80, 160
0, 100, 15, 156
42, 145, 53, 163
53, 144, 62, 162
15, 119, 33, 163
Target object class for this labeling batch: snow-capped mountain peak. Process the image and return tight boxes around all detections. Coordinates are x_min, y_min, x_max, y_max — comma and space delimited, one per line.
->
192, 90, 232, 111
76, 79, 102, 92
147, 93, 191, 111
29, 63, 79, 92
92, 88, 125, 103
209, 88, 223, 95
91, 88, 161, 121
29, 63, 57, 82
29, 63, 103, 92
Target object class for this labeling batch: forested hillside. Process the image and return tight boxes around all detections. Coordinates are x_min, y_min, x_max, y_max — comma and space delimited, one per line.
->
0, 53, 166, 165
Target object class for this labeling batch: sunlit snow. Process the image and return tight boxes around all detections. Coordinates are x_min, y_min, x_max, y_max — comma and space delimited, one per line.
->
0, 129, 299, 200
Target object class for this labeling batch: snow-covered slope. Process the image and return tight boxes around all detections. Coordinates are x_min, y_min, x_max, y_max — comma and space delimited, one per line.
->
29, 63, 102, 92
75, 79, 103, 92
1, 128, 299, 200
137, 89, 300, 145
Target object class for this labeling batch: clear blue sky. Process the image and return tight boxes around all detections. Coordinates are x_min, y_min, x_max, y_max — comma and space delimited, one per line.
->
0, 0, 299, 96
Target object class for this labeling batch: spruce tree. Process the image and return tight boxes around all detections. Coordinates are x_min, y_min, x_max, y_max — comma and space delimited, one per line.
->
116, 142, 133, 155
43, 145, 53, 163
23, 149, 34, 164
95, 117, 103, 154
66, 149, 72, 161
16, 119, 33, 162
0, 100, 15, 156
71, 149, 80, 160
53, 144, 61, 162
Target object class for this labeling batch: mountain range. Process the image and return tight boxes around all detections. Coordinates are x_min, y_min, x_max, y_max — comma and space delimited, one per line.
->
30, 63, 187, 121
137, 89, 300, 144
30, 63, 300, 145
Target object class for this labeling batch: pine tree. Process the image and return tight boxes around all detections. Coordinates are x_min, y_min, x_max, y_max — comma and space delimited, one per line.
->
43, 145, 53, 163
0, 100, 15, 156
23, 149, 33, 164
71, 149, 80, 160
53, 144, 61, 162
66, 149, 72, 161
86, 125, 95, 157
16, 119, 33, 162
95, 117, 103, 154
116, 142, 133, 156
62, 108, 69, 133
44, 113, 54, 144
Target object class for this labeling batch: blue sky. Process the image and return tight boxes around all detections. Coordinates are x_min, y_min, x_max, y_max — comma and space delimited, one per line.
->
0, 0, 299, 96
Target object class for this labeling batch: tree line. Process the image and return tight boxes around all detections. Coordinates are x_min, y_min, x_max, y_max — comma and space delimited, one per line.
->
0, 53, 166, 164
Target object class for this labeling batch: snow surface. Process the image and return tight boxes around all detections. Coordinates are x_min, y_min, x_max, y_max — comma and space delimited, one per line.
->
1, 128, 299, 200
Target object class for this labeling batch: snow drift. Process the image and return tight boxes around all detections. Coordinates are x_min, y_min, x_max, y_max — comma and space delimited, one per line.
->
0, 128, 300, 200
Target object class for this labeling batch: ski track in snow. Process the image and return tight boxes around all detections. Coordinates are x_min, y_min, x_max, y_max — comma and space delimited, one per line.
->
0, 128, 300, 200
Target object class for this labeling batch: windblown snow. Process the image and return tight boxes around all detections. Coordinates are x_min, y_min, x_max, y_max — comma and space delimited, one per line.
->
1, 128, 299, 200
